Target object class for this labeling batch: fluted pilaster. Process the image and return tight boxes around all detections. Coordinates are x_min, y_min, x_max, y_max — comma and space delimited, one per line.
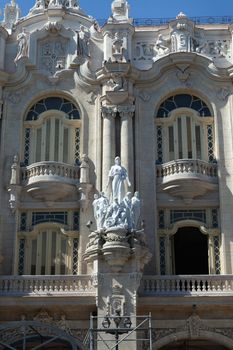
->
101, 106, 117, 190
119, 105, 135, 188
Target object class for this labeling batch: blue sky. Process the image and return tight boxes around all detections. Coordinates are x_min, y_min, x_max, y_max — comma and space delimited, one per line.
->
0, 0, 233, 21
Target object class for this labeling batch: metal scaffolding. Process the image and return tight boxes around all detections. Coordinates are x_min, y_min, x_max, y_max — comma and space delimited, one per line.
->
84, 313, 153, 350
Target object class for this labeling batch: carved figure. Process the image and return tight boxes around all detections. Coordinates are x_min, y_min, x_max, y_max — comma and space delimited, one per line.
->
122, 192, 132, 229
107, 156, 131, 203
14, 29, 29, 63
112, 34, 124, 61
104, 198, 126, 228
93, 192, 109, 230
131, 191, 141, 230
77, 26, 90, 57
156, 34, 170, 55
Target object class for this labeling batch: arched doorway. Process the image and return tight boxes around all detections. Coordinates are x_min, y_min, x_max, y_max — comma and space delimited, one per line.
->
160, 339, 229, 349
173, 227, 208, 275
10, 336, 73, 350
0, 321, 84, 350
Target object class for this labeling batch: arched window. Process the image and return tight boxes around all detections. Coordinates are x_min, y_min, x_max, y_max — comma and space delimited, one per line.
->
23, 97, 81, 166
18, 211, 79, 275
156, 94, 214, 163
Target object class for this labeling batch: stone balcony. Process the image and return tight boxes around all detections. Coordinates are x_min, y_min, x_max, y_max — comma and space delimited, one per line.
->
139, 275, 233, 296
156, 159, 218, 202
0, 275, 96, 297
21, 161, 80, 201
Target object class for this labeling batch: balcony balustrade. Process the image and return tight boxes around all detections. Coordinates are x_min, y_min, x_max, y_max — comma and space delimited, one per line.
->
156, 159, 218, 201
157, 159, 218, 180
21, 161, 80, 200
140, 275, 233, 296
0, 275, 96, 296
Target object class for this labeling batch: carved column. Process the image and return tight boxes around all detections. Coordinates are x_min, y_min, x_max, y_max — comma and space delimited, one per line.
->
119, 105, 135, 189
101, 106, 117, 190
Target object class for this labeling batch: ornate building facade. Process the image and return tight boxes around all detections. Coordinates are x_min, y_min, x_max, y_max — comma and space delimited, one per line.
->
1, 0, 233, 349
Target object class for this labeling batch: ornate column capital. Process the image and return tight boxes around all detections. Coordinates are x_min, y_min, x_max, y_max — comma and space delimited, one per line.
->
118, 105, 135, 118
101, 105, 118, 119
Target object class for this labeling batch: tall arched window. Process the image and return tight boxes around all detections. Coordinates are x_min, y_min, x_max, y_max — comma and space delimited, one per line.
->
156, 94, 214, 163
23, 97, 81, 166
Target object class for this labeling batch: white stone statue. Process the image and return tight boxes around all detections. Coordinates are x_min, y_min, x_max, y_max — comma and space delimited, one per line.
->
77, 26, 90, 57
107, 156, 131, 204
93, 192, 109, 230
122, 192, 132, 229
34, 0, 45, 8
14, 29, 29, 63
155, 34, 170, 55
104, 198, 127, 228
131, 191, 141, 230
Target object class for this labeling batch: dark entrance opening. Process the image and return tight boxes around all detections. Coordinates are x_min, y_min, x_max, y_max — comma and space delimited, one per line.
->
174, 227, 208, 275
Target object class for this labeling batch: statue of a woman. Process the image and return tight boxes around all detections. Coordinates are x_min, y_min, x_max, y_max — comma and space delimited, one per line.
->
77, 26, 90, 57
107, 156, 131, 203
14, 29, 29, 63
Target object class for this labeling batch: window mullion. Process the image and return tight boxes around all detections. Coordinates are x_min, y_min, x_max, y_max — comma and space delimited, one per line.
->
182, 116, 187, 159
59, 120, 64, 163
174, 120, 179, 160
26, 239, 32, 275
41, 122, 46, 161
163, 125, 169, 163
30, 128, 36, 164
46, 230, 52, 275
55, 232, 61, 275
191, 119, 196, 159
36, 233, 42, 275
50, 118, 55, 161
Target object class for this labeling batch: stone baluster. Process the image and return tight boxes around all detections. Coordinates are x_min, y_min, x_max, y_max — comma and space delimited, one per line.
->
101, 106, 117, 190
119, 105, 135, 188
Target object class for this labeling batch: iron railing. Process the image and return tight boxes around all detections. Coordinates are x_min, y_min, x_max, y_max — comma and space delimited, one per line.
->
98, 15, 233, 27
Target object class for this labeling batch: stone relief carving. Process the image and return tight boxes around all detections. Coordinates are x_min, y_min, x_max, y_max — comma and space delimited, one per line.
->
139, 91, 151, 102
135, 41, 155, 61
176, 65, 191, 84
14, 28, 29, 63
217, 87, 231, 101
112, 32, 124, 61
106, 74, 128, 92
134, 13, 231, 67
45, 21, 62, 33
30, 0, 80, 13
38, 37, 68, 75
155, 34, 170, 56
